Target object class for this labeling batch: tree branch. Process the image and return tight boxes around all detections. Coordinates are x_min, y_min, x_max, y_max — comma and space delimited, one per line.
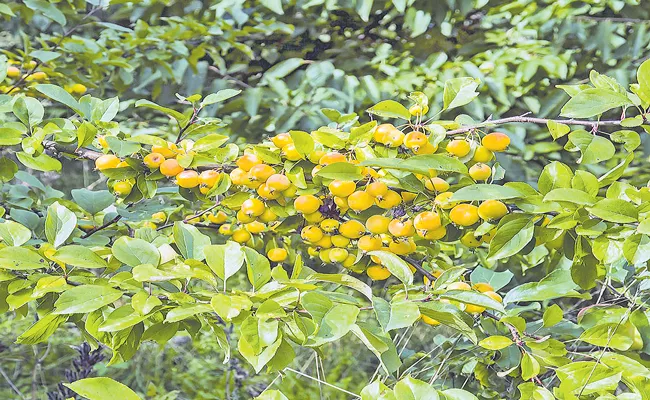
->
81, 214, 122, 238
207, 66, 252, 89
401, 256, 437, 283
443, 116, 623, 136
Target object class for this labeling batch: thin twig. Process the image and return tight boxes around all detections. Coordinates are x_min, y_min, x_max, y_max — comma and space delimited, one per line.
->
81, 214, 122, 238
0, 365, 25, 399
444, 116, 623, 136
284, 368, 361, 398
207, 66, 252, 89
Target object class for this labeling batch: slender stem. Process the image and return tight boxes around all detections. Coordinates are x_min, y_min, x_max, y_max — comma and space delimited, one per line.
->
81, 214, 122, 238
401, 256, 437, 282
0, 366, 25, 399
284, 368, 361, 398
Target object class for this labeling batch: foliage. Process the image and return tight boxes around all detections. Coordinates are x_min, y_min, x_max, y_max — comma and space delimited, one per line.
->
2, 1, 650, 400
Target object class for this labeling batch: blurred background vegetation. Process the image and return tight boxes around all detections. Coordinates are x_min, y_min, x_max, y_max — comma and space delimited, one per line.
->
1, 0, 649, 398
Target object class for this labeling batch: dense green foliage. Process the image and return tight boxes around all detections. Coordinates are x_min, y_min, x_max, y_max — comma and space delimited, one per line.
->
2, 1, 650, 399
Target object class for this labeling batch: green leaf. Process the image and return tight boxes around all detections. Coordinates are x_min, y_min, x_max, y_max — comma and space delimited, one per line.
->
478, 335, 513, 350
367, 100, 411, 120
611, 130, 641, 152
53, 245, 107, 269
165, 303, 212, 323
386, 301, 420, 331
568, 130, 616, 164
54, 285, 123, 314
173, 222, 211, 261
571, 170, 599, 196
260, 0, 284, 15
440, 290, 505, 313
469, 267, 513, 292
580, 321, 635, 351
487, 217, 534, 261
34, 84, 84, 116
361, 155, 468, 175
263, 58, 304, 81
204, 242, 245, 287
636, 58, 650, 103
289, 130, 314, 158
112, 237, 160, 267
537, 161, 573, 195
0, 220, 31, 246
24, 0, 66, 25
243, 247, 271, 290
587, 199, 638, 223
418, 302, 477, 343
451, 184, 523, 201
255, 390, 289, 400
135, 100, 187, 124
443, 78, 480, 110
0, 247, 47, 270
520, 353, 540, 380
623, 234, 650, 265
13, 97, 43, 127
16, 313, 68, 344
547, 120, 570, 140
192, 134, 229, 153
543, 188, 596, 205
70, 189, 114, 215
367, 251, 413, 285
201, 89, 241, 106
45, 202, 77, 248
0, 128, 22, 145
504, 269, 582, 304
0, 157, 18, 182
64, 377, 141, 400
16, 152, 62, 172
543, 304, 563, 328
314, 162, 363, 181
393, 376, 439, 400
308, 273, 373, 300
517, 383, 554, 400
560, 88, 632, 118
99, 305, 149, 332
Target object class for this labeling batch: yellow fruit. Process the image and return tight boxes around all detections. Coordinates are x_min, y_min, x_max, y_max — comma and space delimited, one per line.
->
367, 265, 391, 280
331, 235, 350, 247
339, 220, 365, 239
358, 235, 382, 252
236, 154, 262, 171
446, 139, 471, 157
258, 208, 277, 223
419, 225, 446, 240
282, 185, 298, 197
219, 224, 234, 235
329, 180, 356, 197
409, 104, 429, 116
401, 192, 417, 202
176, 170, 199, 188
460, 232, 482, 248
473, 146, 494, 162
329, 248, 349, 263
294, 195, 322, 214
334, 196, 349, 211
388, 219, 415, 237
95, 154, 121, 170
282, 144, 302, 161
246, 221, 266, 234
319, 248, 332, 263
449, 204, 479, 226
366, 181, 388, 198
237, 210, 256, 223
70, 83, 87, 94
319, 152, 346, 165
434, 191, 456, 209
249, 164, 275, 182
630, 328, 644, 351
267, 248, 288, 262
375, 190, 401, 209
272, 132, 293, 148
232, 228, 251, 243
7, 66, 20, 78
208, 211, 228, 224
199, 170, 221, 187
144, 153, 165, 169
469, 163, 491, 181
421, 315, 440, 326
266, 174, 291, 192
414, 142, 438, 155
482, 132, 510, 152
116, 161, 129, 168
113, 181, 133, 197
97, 135, 109, 149
404, 131, 428, 151
241, 198, 265, 217
160, 159, 184, 177
342, 254, 356, 268
301, 225, 324, 243
230, 168, 249, 185
366, 215, 391, 234
413, 212, 441, 231
30, 71, 47, 81
348, 191, 374, 212
384, 129, 405, 148
483, 291, 503, 303
152, 212, 167, 223
373, 124, 398, 144
424, 177, 450, 192
447, 282, 471, 291
257, 184, 280, 200
304, 211, 325, 223
314, 235, 332, 249
388, 238, 415, 255
152, 143, 178, 158
320, 219, 340, 233
465, 304, 486, 314
478, 200, 508, 221
473, 283, 494, 293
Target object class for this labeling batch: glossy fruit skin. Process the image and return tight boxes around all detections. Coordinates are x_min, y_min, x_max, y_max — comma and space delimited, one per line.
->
464, 304, 486, 314
199, 170, 221, 187
319, 152, 346, 165
176, 170, 199, 188
424, 177, 449, 192
447, 282, 471, 291
366, 215, 391, 234
348, 191, 374, 212
469, 163, 491, 181
144, 153, 165, 168
449, 204, 480, 226
421, 315, 440, 326
266, 174, 291, 192
294, 195, 322, 214
420, 225, 446, 240
249, 164, 275, 181
232, 228, 251, 243
473, 283, 494, 293
95, 154, 121, 170
159, 159, 184, 177
482, 132, 510, 151
375, 190, 401, 209
367, 265, 391, 280
301, 225, 324, 243
241, 198, 265, 217
434, 192, 456, 209
282, 144, 302, 161
460, 232, 482, 248
478, 200, 508, 221
267, 248, 288, 262
152, 144, 178, 158
245, 221, 266, 234
388, 219, 415, 237
473, 145, 494, 162
320, 219, 340, 233
404, 131, 428, 150
414, 211, 441, 231
113, 181, 133, 197
409, 104, 429, 116
446, 139, 471, 157
329, 248, 349, 262
7, 66, 20, 78
236, 154, 262, 171
70, 83, 87, 94
358, 235, 382, 251
483, 291, 503, 303
339, 220, 365, 239
366, 181, 388, 198
328, 180, 356, 197
272, 132, 293, 148
374, 124, 398, 143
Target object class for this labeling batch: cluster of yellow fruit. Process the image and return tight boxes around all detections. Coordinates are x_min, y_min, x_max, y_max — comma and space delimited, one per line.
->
420, 281, 503, 326
93, 122, 512, 284
2, 61, 86, 94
